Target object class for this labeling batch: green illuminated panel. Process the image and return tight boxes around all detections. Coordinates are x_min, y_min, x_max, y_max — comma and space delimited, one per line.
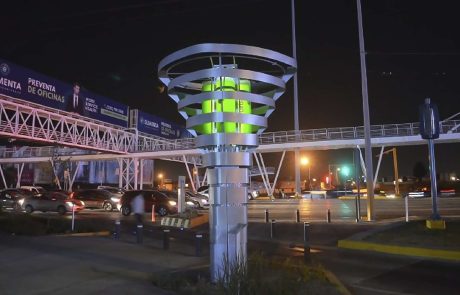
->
238, 79, 252, 133
215, 77, 237, 133
201, 81, 222, 134
200, 77, 253, 135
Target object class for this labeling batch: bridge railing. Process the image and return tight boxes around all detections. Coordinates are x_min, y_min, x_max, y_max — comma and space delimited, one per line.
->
258, 120, 460, 145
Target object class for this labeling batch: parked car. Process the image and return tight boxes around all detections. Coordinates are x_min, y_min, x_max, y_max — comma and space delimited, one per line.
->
185, 191, 209, 208
22, 192, 85, 215
72, 189, 120, 211
197, 185, 209, 198
97, 186, 125, 197
119, 190, 178, 217
47, 188, 73, 197
20, 186, 46, 196
196, 185, 256, 201
158, 190, 200, 209
0, 189, 33, 211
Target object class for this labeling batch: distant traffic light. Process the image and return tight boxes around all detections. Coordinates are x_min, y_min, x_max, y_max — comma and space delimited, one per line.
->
341, 166, 350, 177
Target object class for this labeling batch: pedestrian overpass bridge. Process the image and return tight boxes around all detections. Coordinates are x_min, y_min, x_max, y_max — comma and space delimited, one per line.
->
1, 93, 460, 190
1, 93, 460, 161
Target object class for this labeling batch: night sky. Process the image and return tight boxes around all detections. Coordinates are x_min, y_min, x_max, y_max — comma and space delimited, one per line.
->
1, 0, 460, 181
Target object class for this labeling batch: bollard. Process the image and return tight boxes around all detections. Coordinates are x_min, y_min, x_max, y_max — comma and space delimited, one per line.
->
405, 195, 409, 222
355, 195, 360, 223
71, 205, 75, 232
303, 222, 310, 263
71, 206, 75, 231
163, 229, 170, 250
326, 208, 331, 223
270, 219, 276, 239
296, 209, 300, 223
195, 233, 203, 257
114, 220, 121, 240
151, 205, 156, 223
265, 209, 269, 223
136, 224, 143, 244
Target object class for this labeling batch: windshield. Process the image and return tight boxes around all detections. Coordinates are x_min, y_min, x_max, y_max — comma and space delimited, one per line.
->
197, 186, 209, 193
160, 191, 177, 199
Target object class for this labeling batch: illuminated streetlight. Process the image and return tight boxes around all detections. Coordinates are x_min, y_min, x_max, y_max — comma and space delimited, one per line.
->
300, 157, 311, 190
300, 157, 309, 166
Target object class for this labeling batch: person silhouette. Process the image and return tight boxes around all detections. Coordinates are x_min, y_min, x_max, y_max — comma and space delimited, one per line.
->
65, 82, 84, 114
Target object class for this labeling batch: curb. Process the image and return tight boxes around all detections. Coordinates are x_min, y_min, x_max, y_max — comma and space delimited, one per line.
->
323, 269, 353, 295
338, 239, 460, 262
56, 230, 111, 237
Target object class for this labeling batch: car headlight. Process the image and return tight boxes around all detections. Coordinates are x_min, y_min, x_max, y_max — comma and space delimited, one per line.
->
111, 197, 120, 203
168, 200, 177, 206
186, 201, 194, 206
65, 201, 74, 207
18, 198, 25, 206
201, 199, 208, 204
80, 201, 85, 206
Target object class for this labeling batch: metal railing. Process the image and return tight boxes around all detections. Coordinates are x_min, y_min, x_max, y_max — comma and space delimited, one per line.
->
257, 120, 460, 145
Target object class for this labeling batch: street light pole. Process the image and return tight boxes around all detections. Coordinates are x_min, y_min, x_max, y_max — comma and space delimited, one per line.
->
356, 0, 375, 221
291, 0, 301, 196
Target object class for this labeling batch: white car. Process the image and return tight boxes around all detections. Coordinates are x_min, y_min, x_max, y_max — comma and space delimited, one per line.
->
186, 191, 209, 208
20, 186, 46, 196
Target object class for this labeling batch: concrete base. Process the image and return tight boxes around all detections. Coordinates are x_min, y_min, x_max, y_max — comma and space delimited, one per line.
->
426, 219, 446, 230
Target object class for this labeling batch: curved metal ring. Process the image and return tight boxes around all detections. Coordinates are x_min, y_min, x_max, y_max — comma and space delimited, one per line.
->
168, 68, 285, 92
186, 112, 267, 129
177, 91, 275, 110
158, 43, 297, 74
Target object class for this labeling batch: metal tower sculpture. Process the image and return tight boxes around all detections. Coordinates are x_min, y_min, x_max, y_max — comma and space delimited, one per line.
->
158, 44, 296, 281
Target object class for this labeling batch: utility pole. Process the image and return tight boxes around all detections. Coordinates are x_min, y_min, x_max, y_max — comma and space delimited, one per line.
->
356, 0, 375, 221
291, 0, 301, 195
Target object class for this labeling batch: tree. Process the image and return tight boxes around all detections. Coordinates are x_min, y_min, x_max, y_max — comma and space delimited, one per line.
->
413, 161, 427, 182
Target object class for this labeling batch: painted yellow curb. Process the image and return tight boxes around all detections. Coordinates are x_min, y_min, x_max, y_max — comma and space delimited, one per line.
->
338, 239, 460, 262
426, 219, 446, 230
323, 269, 352, 295
57, 231, 111, 237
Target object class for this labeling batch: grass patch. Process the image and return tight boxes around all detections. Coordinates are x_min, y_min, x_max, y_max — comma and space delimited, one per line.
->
152, 252, 341, 295
363, 220, 460, 250
0, 212, 107, 235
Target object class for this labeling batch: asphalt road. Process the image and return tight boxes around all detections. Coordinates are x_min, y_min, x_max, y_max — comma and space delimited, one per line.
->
248, 197, 460, 222
23, 196, 460, 224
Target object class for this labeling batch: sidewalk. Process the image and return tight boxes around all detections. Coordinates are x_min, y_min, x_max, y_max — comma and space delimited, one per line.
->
0, 232, 207, 295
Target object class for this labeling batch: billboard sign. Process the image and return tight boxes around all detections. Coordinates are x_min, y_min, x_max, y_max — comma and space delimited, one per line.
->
0, 58, 128, 127
136, 110, 191, 139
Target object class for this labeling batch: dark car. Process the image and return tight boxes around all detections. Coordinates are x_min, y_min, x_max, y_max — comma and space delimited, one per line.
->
120, 190, 178, 217
159, 190, 200, 209
0, 189, 33, 211
72, 189, 120, 211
